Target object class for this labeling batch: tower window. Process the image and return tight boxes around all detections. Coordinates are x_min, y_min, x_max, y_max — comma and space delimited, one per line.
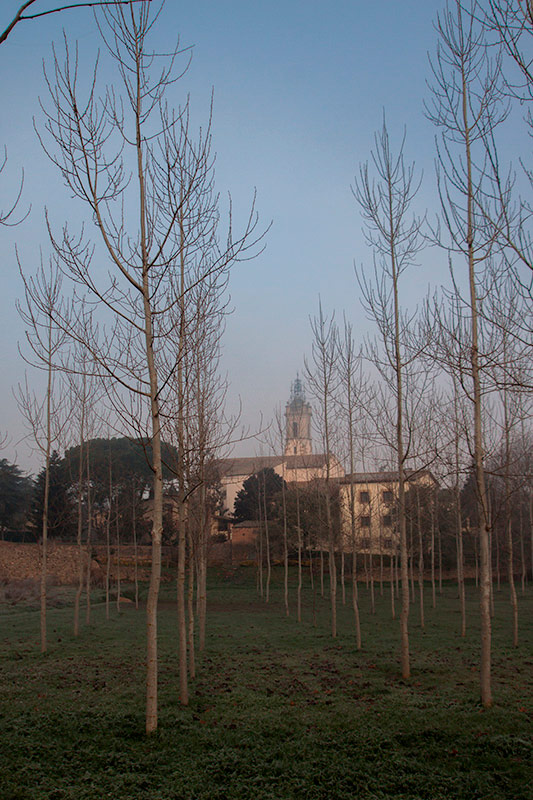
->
294, 446, 297, 454
293, 422, 298, 437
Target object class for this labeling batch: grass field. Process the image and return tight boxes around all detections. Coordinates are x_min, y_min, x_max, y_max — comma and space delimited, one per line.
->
1, 567, 532, 799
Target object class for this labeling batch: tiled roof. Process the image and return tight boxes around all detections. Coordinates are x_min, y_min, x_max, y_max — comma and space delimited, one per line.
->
215, 456, 283, 478
284, 454, 329, 469
339, 469, 435, 485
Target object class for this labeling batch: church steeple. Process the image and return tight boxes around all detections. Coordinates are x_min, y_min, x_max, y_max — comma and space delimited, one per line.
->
284, 375, 312, 456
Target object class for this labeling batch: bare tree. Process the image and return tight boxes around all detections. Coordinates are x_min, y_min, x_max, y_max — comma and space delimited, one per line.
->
16, 258, 69, 652
38, 2, 262, 733
0, 1, 145, 45
336, 315, 365, 649
305, 301, 339, 638
425, 0, 510, 708
353, 117, 425, 680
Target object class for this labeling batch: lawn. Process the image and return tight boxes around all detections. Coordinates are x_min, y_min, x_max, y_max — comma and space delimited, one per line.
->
1, 567, 532, 799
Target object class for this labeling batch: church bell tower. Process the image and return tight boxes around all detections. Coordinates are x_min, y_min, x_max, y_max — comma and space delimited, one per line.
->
284, 376, 312, 456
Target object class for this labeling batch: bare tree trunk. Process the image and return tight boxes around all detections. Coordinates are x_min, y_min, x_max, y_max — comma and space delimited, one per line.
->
257, 489, 263, 598
369, 554, 375, 615
431, 491, 436, 609
133, 483, 139, 610
116, 494, 121, 613
437, 512, 443, 596
409, 515, 415, 604
262, 472, 271, 604
74, 394, 85, 635
454, 450, 466, 639
85, 443, 92, 626
495, 525, 501, 591
503, 380, 518, 647
519, 502, 526, 595
309, 547, 316, 627
177, 498, 188, 705
39, 319, 57, 654
176, 208, 189, 707
297, 487, 302, 623
198, 485, 208, 653
390, 554, 396, 620
187, 525, 196, 679
282, 476, 289, 617
417, 487, 424, 629
352, 548, 361, 649
474, 529, 479, 588
105, 461, 111, 620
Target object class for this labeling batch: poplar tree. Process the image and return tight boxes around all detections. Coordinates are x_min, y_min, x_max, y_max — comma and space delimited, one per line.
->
39, 1, 261, 733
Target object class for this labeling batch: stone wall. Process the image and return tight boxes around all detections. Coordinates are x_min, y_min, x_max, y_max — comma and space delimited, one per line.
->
0, 541, 170, 585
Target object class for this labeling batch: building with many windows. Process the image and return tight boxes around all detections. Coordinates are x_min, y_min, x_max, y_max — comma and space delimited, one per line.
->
338, 470, 438, 555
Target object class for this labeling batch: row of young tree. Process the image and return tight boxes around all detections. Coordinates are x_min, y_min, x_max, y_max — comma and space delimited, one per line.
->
285, 0, 533, 713
236, 461, 532, 627
3, 2, 262, 734
4, 0, 533, 732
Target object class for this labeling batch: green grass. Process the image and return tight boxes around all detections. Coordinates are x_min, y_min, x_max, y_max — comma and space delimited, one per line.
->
1, 568, 532, 799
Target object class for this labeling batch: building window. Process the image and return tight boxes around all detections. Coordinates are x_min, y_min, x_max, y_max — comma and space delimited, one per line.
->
382, 490, 393, 503
293, 421, 299, 437
383, 538, 392, 549
359, 490, 370, 503
360, 537, 371, 549
360, 516, 371, 528
382, 515, 392, 528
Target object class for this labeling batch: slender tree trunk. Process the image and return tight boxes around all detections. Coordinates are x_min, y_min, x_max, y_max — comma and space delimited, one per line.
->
309, 547, 316, 627
390, 554, 396, 620
282, 478, 289, 617
176, 207, 188, 707
40, 355, 53, 654
74, 397, 85, 636
495, 525, 501, 591
257, 488, 263, 598
85, 443, 92, 626
519, 502, 526, 595
198, 485, 208, 653
503, 382, 518, 647
116, 494, 121, 613
409, 515, 415, 604
187, 525, 196, 679
474, 529, 479, 588
417, 487, 424, 629
105, 463, 111, 621
352, 548, 361, 649
454, 448, 466, 638
133, 484, 139, 610
431, 492, 436, 609
369, 553, 375, 615
263, 473, 271, 604
297, 487, 302, 623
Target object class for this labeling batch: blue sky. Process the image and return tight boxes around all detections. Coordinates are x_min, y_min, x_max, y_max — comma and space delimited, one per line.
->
0, 0, 500, 471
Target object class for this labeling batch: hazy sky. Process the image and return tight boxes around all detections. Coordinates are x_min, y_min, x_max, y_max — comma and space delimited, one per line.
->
0, 0, 503, 472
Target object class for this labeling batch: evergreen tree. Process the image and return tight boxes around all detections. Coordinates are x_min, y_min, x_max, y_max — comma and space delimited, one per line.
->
234, 468, 284, 522
0, 458, 32, 535
32, 451, 74, 540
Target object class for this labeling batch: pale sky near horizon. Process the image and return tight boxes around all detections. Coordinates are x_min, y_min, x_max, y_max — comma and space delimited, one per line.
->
0, 0, 523, 474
